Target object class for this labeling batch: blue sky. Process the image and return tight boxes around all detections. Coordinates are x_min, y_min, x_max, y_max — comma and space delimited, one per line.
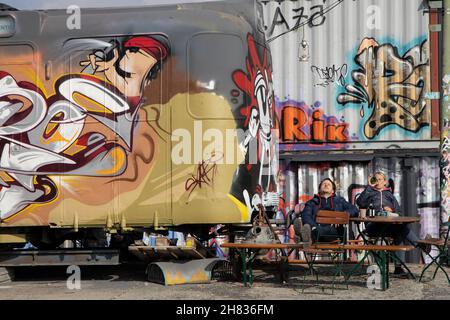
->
8, 0, 221, 10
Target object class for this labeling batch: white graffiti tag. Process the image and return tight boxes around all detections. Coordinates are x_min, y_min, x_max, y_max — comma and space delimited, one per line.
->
0, 74, 135, 220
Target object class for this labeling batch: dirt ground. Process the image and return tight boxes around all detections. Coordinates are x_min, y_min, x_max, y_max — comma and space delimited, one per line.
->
0, 262, 448, 300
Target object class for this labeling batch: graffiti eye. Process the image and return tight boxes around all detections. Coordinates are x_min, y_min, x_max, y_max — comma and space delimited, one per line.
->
417, 79, 424, 88
383, 69, 395, 77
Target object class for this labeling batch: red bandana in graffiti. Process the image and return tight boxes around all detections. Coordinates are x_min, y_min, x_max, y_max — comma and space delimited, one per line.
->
337, 37, 430, 139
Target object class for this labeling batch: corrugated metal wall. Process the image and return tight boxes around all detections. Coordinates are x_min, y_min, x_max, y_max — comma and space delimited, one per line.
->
261, 0, 437, 151
281, 156, 440, 262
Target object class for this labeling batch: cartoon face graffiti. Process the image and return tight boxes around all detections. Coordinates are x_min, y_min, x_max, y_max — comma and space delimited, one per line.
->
81, 36, 169, 102
254, 69, 274, 138
337, 37, 430, 139
0, 35, 169, 221
231, 34, 278, 216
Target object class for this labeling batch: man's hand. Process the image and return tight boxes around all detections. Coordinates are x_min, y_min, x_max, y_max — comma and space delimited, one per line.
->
383, 206, 393, 213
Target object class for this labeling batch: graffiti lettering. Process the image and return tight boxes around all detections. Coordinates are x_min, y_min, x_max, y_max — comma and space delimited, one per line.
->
337, 37, 430, 139
311, 63, 347, 87
185, 158, 218, 201
281, 106, 348, 143
442, 137, 450, 152
262, 1, 327, 39
0, 74, 133, 220
0, 35, 170, 220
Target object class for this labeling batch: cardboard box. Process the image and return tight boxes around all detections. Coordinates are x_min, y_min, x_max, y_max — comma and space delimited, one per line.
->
155, 237, 170, 246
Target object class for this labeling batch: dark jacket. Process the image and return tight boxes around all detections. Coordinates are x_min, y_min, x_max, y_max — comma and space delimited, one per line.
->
301, 194, 359, 227
356, 185, 401, 214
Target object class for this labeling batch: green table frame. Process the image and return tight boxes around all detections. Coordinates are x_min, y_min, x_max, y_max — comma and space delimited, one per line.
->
221, 243, 305, 287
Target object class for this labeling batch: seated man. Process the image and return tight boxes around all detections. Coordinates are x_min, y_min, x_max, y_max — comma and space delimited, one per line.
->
297, 178, 359, 245
356, 171, 419, 278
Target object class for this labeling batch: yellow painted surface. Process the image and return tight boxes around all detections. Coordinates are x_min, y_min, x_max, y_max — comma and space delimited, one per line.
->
0, 234, 27, 244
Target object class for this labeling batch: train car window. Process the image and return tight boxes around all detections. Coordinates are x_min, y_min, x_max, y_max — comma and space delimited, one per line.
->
66, 48, 110, 123
121, 42, 166, 123
0, 16, 15, 37
187, 33, 245, 120
0, 44, 38, 130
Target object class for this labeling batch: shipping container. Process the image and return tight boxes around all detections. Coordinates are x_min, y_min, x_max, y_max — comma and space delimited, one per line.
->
266, 0, 443, 263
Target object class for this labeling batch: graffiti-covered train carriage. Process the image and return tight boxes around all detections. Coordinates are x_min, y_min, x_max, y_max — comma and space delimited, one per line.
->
0, 0, 280, 252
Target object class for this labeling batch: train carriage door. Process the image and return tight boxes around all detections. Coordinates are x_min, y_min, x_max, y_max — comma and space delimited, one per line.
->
170, 33, 247, 225
0, 13, 66, 227
59, 39, 116, 228
61, 35, 172, 229
115, 34, 172, 227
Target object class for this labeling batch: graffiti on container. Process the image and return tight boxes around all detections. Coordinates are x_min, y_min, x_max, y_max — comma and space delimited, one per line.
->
443, 74, 450, 103
231, 34, 277, 217
347, 184, 366, 205
444, 119, 450, 129
442, 137, 450, 152
337, 37, 430, 139
277, 100, 350, 150
0, 35, 169, 220
311, 63, 347, 87
417, 165, 440, 202
441, 133, 450, 215
185, 154, 220, 201
261, 0, 328, 39
298, 194, 312, 204
441, 75, 450, 217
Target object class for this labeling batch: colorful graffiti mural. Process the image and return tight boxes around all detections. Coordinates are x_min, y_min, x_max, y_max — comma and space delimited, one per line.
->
263, 0, 433, 146
441, 75, 450, 220
276, 99, 350, 151
441, 135, 450, 218
337, 37, 430, 139
0, 35, 169, 221
230, 34, 278, 216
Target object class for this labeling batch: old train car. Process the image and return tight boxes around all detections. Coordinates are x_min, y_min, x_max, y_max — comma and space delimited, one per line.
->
0, 0, 279, 249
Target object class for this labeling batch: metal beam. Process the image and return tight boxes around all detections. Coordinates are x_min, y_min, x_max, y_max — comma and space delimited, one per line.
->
0, 249, 120, 267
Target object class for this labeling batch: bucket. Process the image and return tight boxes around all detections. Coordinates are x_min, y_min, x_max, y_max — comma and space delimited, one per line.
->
212, 235, 229, 257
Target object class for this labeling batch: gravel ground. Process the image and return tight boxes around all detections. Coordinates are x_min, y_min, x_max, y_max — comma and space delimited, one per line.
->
0, 263, 448, 300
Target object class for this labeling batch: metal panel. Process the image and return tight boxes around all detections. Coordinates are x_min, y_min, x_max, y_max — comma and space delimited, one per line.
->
0, 249, 120, 266
261, 0, 434, 150
278, 156, 440, 262
146, 258, 225, 285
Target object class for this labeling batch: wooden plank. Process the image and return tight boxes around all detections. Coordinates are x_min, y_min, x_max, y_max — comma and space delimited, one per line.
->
309, 244, 414, 252
129, 245, 207, 259
221, 243, 304, 249
288, 259, 361, 265
350, 216, 420, 224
